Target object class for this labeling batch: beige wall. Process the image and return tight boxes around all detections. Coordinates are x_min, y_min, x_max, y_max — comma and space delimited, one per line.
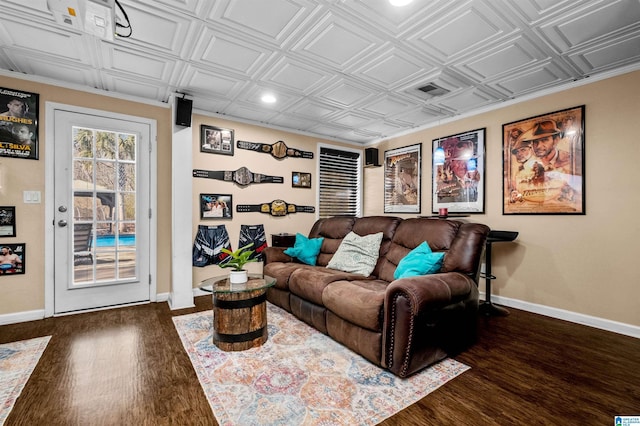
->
2, 69, 639, 330
190, 114, 356, 284
365, 70, 640, 327
0, 74, 172, 315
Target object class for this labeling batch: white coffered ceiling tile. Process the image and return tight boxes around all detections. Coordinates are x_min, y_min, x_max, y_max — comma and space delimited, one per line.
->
454, 35, 545, 82
390, 107, 447, 127
331, 112, 373, 128
569, 33, 640, 74
352, 45, 434, 89
308, 122, 355, 138
260, 57, 329, 94
211, 0, 316, 46
317, 78, 375, 108
359, 120, 404, 137
102, 45, 175, 81
409, 2, 515, 62
6, 54, 101, 89
223, 103, 279, 124
361, 95, 416, 117
133, 0, 212, 15
190, 26, 273, 75
178, 65, 247, 99
434, 88, 499, 114
236, 85, 302, 111
491, 62, 571, 97
115, 1, 197, 57
288, 99, 339, 119
502, 0, 585, 23
192, 97, 232, 115
103, 74, 168, 100
268, 114, 320, 131
292, 11, 381, 68
538, 0, 640, 52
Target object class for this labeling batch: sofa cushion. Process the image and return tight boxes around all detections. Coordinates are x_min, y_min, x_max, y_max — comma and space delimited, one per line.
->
326, 231, 383, 276
322, 279, 387, 331
283, 233, 324, 265
394, 241, 444, 279
288, 267, 363, 306
264, 262, 314, 291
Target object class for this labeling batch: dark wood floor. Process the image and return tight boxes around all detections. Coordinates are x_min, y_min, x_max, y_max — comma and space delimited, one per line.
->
2, 297, 639, 425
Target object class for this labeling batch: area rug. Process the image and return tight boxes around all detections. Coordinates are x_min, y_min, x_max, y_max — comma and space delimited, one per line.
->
0, 336, 51, 426
173, 303, 469, 426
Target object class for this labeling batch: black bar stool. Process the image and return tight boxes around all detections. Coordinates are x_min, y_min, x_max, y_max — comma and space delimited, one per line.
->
479, 230, 518, 316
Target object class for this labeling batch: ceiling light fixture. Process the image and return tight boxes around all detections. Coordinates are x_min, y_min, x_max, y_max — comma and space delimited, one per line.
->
389, 0, 413, 6
261, 94, 277, 104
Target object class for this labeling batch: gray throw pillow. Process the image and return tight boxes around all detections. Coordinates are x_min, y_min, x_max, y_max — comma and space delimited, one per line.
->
326, 231, 383, 276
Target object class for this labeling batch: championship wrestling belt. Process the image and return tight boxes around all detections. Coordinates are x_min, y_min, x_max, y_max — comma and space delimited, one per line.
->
236, 140, 314, 159
236, 199, 315, 216
192, 166, 283, 186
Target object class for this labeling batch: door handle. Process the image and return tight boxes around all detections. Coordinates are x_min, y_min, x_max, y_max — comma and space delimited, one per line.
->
58, 206, 67, 212
58, 220, 68, 227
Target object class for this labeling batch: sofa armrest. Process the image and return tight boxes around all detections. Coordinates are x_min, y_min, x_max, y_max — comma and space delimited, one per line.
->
264, 246, 293, 264
382, 272, 478, 377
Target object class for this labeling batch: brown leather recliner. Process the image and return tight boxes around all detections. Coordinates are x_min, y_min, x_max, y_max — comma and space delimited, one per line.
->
264, 216, 489, 378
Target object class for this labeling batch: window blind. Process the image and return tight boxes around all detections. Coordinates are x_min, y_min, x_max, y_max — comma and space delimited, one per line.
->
318, 147, 362, 219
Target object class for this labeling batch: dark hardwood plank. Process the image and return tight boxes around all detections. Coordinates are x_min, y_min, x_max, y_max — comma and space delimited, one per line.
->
1, 299, 638, 425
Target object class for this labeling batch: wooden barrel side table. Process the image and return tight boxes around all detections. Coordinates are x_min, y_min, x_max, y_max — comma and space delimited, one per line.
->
199, 274, 276, 351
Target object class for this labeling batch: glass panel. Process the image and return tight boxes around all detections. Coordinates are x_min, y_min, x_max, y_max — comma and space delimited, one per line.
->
95, 131, 116, 159
118, 133, 136, 161
72, 127, 94, 158
73, 194, 94, 221
96, 161, 116, 191
73, 160, 94, 189
121, 194, 135, 221
118, 163, 135, 191
95, 250, 116, 281
118, 250, 136, 279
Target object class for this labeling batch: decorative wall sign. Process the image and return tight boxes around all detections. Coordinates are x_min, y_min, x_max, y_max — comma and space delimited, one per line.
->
292, 172, 311, 188
0, 206, 16, 237
237, 140, 314, 159
432, 128, 485, 214
201, 125, 234, 156
0, 87, 39, 160
200, 194, 233, 219
503, 105, 585, 214
236, 200, 315, 216
192, 167, 283, 186
384, 144, 421, 214
0, 243, 25, 275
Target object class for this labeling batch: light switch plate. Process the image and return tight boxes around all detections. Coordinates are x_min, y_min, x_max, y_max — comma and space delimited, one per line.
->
23, 190, 41, 203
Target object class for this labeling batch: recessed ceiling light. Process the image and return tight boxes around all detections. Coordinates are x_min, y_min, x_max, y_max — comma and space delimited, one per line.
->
261, 94, 277, 104
389, 0, 413, 6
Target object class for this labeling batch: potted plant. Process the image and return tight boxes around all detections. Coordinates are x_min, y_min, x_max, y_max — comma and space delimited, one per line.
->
220, 243, 258, 284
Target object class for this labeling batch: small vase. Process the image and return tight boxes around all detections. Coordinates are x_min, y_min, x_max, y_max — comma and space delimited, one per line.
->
229, 269, 248, 284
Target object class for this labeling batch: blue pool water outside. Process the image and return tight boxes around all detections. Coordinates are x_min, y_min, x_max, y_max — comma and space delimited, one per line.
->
96, 234, 136, 247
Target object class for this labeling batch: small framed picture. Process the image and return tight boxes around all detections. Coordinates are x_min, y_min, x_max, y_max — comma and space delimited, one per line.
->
0, 206, 16, 237
200, 125, 234, 156
292, 172, 311, 188
200, 194, 233, 219
0, 243, 25, 276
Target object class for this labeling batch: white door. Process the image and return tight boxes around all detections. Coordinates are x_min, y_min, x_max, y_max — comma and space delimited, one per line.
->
53, 110, 151, 314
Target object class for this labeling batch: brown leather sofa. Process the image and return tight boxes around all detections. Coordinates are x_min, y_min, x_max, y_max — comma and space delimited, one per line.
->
263, 216, 490, 378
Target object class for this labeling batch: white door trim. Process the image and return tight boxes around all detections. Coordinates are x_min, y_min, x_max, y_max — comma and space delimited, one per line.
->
44, 102, 157, 317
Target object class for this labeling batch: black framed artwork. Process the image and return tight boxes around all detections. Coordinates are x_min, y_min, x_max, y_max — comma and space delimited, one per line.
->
292, 172, 311, 188
384, 144, 421, 214
200, 194, 233, 219
432, 128, 485, 214
503, 105, 585, 214
200, 125, 234, 156
0, 206, 16, 237
0, 243, 25, 275
0, 87, 39, 160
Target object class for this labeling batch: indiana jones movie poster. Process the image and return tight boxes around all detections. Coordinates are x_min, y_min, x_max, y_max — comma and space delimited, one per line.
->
0, 87, 39, 160
503, 105, 585, 214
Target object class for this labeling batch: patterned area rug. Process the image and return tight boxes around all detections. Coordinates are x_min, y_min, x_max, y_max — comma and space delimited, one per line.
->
173, 303, 469, 426
0, 336, 51, 426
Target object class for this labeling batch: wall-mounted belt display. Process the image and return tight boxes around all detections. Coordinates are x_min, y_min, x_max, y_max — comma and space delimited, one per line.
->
192, 166, 283, 186
236, 140, 314, 159
236, 200, 315, 216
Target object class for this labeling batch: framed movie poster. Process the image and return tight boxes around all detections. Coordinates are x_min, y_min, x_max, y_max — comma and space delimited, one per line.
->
0, 206, 16, 237
200, 194, 233, 219
432, 128, 485, 214
0, 243, 25, 276
201, 125, 234, 156
0, 87, 39, 160
292, 172, 311, 188
384, 144, 421, 214
503, 105, 585, 214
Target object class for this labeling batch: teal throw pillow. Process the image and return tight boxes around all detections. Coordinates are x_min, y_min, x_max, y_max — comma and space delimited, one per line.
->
283, 233, 324, 265
393, 241, 444, 280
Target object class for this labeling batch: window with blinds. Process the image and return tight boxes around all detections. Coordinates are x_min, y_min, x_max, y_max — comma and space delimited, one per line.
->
318, 146, 362, 219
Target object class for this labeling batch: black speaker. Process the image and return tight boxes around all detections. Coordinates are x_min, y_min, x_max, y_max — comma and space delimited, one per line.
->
365, 147, 380, 167
175, 97, 193, 127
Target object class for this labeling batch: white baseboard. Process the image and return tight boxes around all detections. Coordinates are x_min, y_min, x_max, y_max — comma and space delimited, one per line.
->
1, 294, 638, 339
481, 292, 640, 339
